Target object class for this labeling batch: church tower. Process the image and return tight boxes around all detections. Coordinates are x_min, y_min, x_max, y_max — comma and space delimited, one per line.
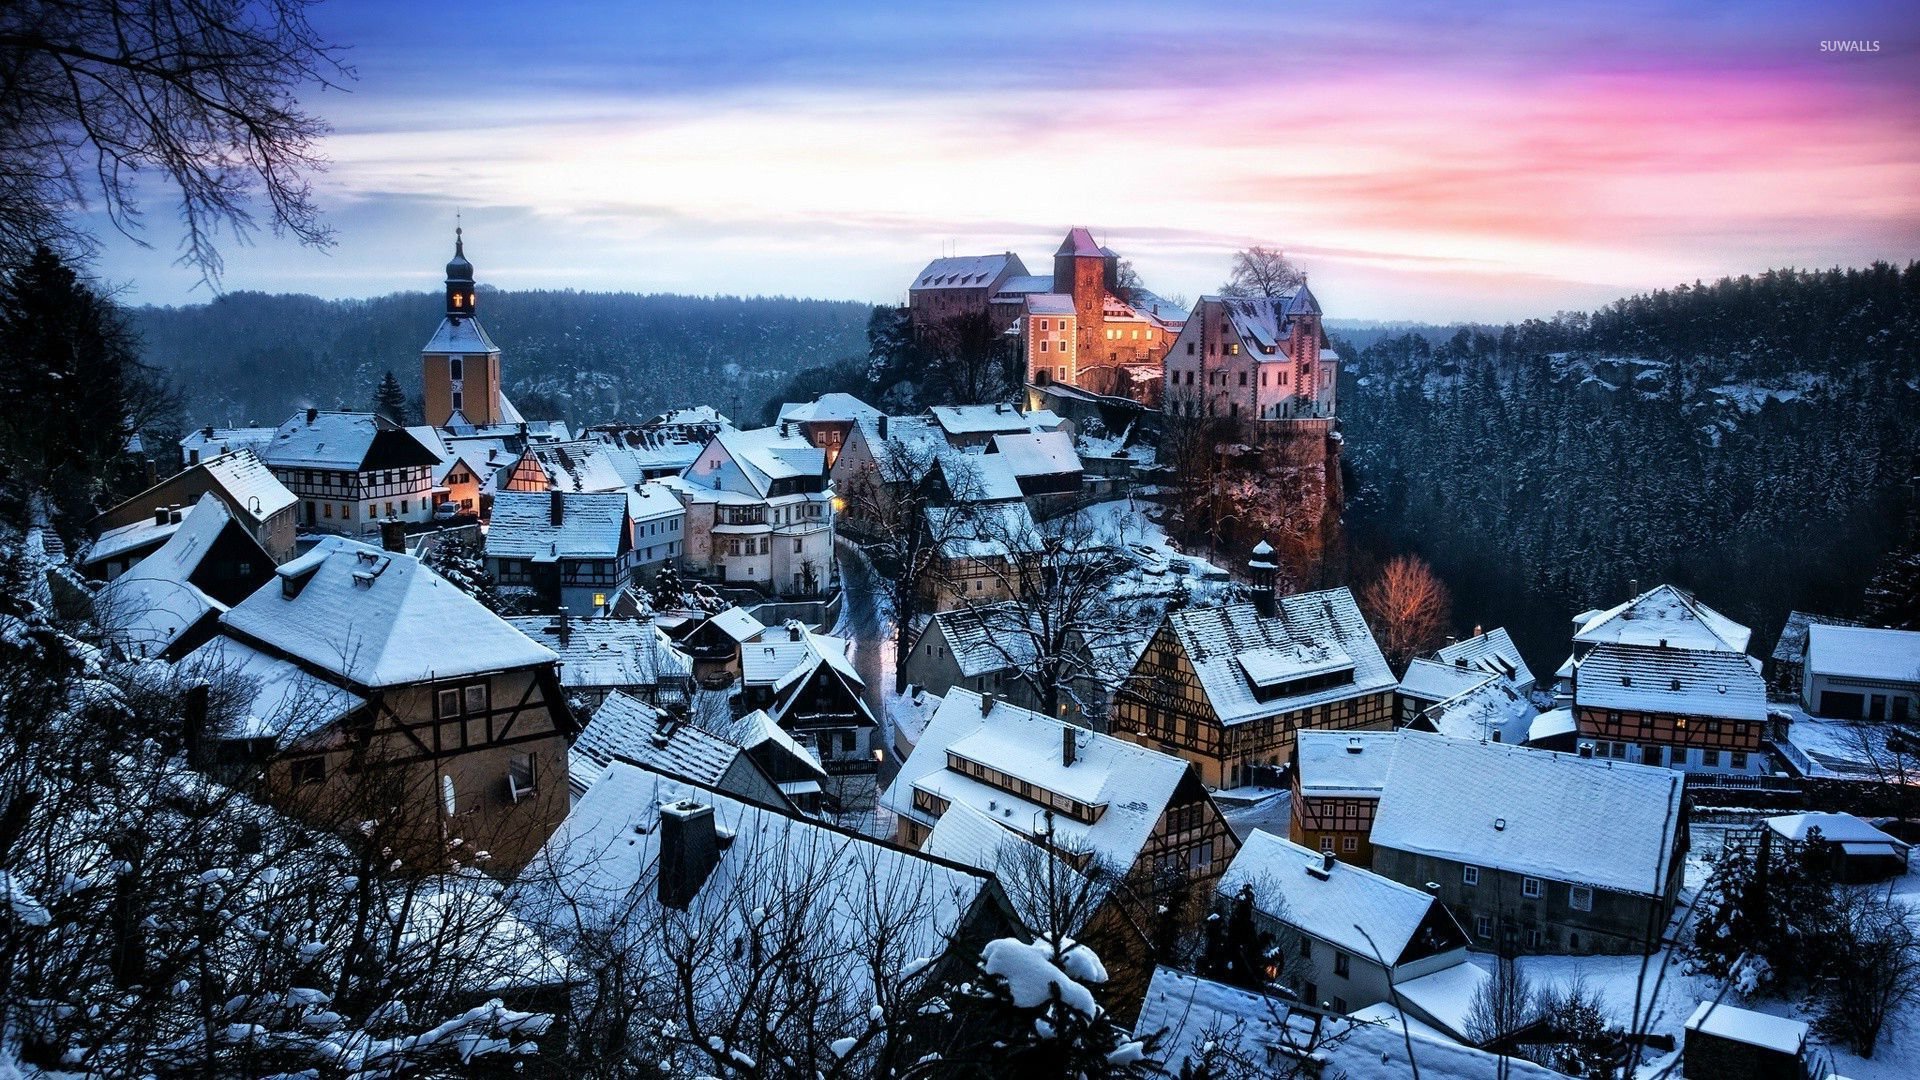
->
421, 227, 505, 430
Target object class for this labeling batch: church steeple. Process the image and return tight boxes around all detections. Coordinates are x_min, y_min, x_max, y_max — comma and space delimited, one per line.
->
445, 226, 476, 317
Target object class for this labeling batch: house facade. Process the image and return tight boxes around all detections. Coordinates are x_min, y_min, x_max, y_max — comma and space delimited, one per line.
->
665, 427, 835, 596
181, 537, 576, 874
1369, 733, 1688, 955
1112, 588, 1397, 789
88, 449, 299, 568
259, 410, 440, 535
1161, 290, 1338, 438
1288, 730, 1400, 867
1801, 623, 1920, 722
485, 489, 635, 616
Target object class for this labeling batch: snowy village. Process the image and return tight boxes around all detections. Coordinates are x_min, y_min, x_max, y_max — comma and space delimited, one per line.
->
2, 3, 1918, 1079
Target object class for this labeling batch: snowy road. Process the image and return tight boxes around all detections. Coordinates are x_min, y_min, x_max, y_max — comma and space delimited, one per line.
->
834, 538, 899, 791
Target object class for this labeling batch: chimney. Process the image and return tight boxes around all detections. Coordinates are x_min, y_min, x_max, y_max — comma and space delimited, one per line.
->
380, 519, 406, 554
201, 425, 215, 438
142, 457, 157, 489
980, 692, 995, 716
1248, 539, 1277, 617
788, 621, 803, 642
658, 800, 720, 910
1579, 742, 1595, 758
1062, 725, 1077, 767
168, 507, 183, 524
549, 488, 564, 526
1321, 851, 1335, 873
306, 407, 318, 424
154, 506, 170, 526
877, 415, 889, 440
1628, 578, 1640, 599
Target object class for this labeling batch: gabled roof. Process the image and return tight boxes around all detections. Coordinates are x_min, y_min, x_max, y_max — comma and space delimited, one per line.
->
1434, 627, 1533, 687
1805, 623, 1920, 684
1295, 730, 1400, 799
1398, 657, 1493, 702
910, 253, 1019, 291
1573, 584, 1751, 653
1023, 293, 1075, 316
84, 511, 185, 567
522, 762, 998, 1008
1764, 811, 1909, 853
933, 450, 1024, 504
685, 427, 826, 500
569, 691, 739, 797
777, 393, 881, 427
988, 430, 1082, 478
1371, 733, 1685, 897
180, 426, 276, 458
881, 688, 1194, 872
927, 500, 1041, 560
708, 708, 828, 780
928, 404, 1062, 437
422, 315, 500, 354
627, 482, 683, 524
95, 493, 238, 658
484, 490, 629, 561
221, 536, 556, 688
701, 606, 766, 644
1162, 591, 1395, 727
1055, 227, 1102, 257
177, 635, 365, 744
1221, 832, 1458, 967
528, 440, 634, 494
1574, 642, 1766, 723
1416, 677, 1539, 744
261, 412, 441, 472
504, 616, 690, 690
995, 274, 1056, 298
1139, 967, 1566, 1080
925, 602, 1042, 678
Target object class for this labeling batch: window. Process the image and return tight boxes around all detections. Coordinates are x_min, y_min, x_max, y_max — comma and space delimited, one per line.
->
1333, 952, 1349, 977
1528, 929, 1543, 949
441, 774, 457, 816
507, 754, 537, 802
1475, 915, 1493, 938
1186, 342, 1195, 355
1341, 835, 1358, 853
462, 682, 488, 716
1463, 866, 1480, 886
593, 592, 607, 608
1570, 887, 1594, 912
436, 688, 461, 718
449, 357, 463, 380
1298, 937, 1311, 958
1731, 751, 1748, 769
290, 756, 325, 786
1040, 340, 1049, 352
794, 538, 803, 553
1332, 996, 1348, 1014
1319, 834, 1335, 853
1522, 877, 1542, 898
451, 391, 463, 411
1702, 749, 1720, 767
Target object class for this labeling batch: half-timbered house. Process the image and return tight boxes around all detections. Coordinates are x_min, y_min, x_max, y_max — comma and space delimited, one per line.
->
1288, 730, 1400, 867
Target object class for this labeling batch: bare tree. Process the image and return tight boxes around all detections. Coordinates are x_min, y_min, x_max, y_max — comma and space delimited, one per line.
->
0, 0, 350, 281
1219, 246, 1306, 299
1817, 884, 1920, 1058
923, 310, 1014, 405
1465, 951, 1539, 1046
1358, 554, 1453, 671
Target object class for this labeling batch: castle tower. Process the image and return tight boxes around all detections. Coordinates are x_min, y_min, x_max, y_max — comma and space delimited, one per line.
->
421, 227, 504, 430
1053, 227, 1109, 362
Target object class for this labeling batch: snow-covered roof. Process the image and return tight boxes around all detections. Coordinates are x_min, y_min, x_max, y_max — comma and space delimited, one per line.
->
521, 762, 996, 1005
179, 635, 365, 744
1138, 967, 1566, 1080
180, 426, 276, 458
926, 603, 1042, 678
646, 405, 731, 429
1371, 733, 1686, 898
1573, 584, 1751, 653
686, 427, 826, 500
422, 315, 499, 354
484, 490, 629, 561
1389, 962, 1490, 1043
505, 616, 689, 690
95, 493, 235, 657
1764, 811, 1910, 853
928, 404, 1062, 437
1417, 677, 1538, 744
988, 430, 1081, 478
1684, 1000, 1807, 1055
702, 606, 766, 644
1434, 627, 1534, 687
910, 253, 1016, 291
994, 273, 1054, 297
1163, 591, 1394, 727
627, 482, 684, 524
1574, 643, 1766, 723
1221, 831, 1455, 967
84, 512, 184, 566
1527, 707, 1577, 743
936, 449, 1024, 503
1397, 657, 1492, 702
1805, 623, 1920, 684
777, 393, 881, 426
199, 449, 298, 522
882, 688, 1194, 873
1295, 730, 1400, 798
569, 691, 739, 797
260, 411, 441, 472
221, 536, 557, 689
1023, 292, 1076, 316
1056, 227, 1102, 257
707, 708, 827, 780
526, 440, 634, 494
927, 500, 1042, 560
1771, 610, 1860, 665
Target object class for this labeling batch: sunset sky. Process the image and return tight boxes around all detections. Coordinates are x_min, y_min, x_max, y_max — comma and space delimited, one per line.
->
91, 0, 1920, 322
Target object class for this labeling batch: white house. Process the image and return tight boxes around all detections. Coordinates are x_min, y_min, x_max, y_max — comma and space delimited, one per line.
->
664, 426, 834, 596
1802, 623, 1920, 723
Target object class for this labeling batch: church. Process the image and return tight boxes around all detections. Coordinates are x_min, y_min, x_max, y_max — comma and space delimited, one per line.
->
420, 228, 530, 432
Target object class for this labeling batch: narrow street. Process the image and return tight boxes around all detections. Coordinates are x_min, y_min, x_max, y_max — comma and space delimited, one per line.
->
834, 537, 899, 788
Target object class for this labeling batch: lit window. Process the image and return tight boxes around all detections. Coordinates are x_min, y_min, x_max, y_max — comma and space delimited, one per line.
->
593, 592, 607, 608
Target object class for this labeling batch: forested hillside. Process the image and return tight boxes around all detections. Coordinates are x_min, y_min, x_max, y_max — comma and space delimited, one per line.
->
1338, 263, 1920, 675
130, 289, 873, 430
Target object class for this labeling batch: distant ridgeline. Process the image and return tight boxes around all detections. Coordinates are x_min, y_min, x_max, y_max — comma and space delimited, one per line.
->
130, 289, 874, 430
1336, 262, 1920, 675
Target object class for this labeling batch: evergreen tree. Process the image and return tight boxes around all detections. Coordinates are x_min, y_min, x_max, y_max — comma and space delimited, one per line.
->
372, 369, 408, 424
0, 247, 173, 516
